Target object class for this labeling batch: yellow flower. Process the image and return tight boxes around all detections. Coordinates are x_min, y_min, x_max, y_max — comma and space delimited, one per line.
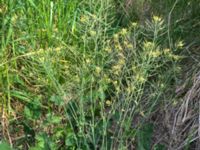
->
11, 14, 18, 24
160, 83, 165, 88
115, 44, 123, 51
121, 28, 128, 35
80, 15, 88, 23
127, 43, 133, 49
136, 74, 146, 83
55, 47, 62, 51
172, 54, 181, 61
126, 85, 135, 94
144, 41, 155, 50
105, 100, 112, 106
163, 48, 170, 54
153, 15, 162, 22
140, 111, 146, 117
113, 80, 118, 85
116, 86, 120, 92
123, 41, 128, 45
105, 77, 111, 83
112, 65, 121, 75
90, 30, 97, 36
132, 22, 138, 28
132, 66, 137, 72
95, 66, 101, 74
105, 47, 112, 53
149, 50, 161, 58
118, 59, 125, 66
86, 59, 91, 64
114, 33, 119, 41
91, 14, 97, 19
177, 41, 184, 48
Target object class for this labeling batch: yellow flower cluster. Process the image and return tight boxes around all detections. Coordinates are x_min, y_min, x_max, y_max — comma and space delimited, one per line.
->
103, 74, 111, 84
89, 30, 97, 37
131, 22, 138, 28
112, 52, 125, 75
163, 48, 182, 61
120, 28, 128, 35
153, 15, 162, 22
95, 66, 101, 74
113, 80, 120, 92
123, 41, 133, 49
144, 41, 155, 50
126, 84, 136, 94
176, 41, 184, 49
105, 46, 112, 53
135, 73, 146, 84
80, 15, 89, 23
148, 49, 161, 58
105, 100, 112, 106
114, 33, 119, 41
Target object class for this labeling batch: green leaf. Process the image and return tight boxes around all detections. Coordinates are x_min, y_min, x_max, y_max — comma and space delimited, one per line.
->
50, 95, 64, 106
51, 116, 62, 124
137, 123, 154, 150
0, 141, 12, 150
24, 106, 32, 119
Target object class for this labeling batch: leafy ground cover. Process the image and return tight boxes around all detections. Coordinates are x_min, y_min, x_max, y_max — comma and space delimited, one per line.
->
0, 0, 200, 149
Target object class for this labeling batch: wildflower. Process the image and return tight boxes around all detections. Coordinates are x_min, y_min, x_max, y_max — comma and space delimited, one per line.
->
113, 80, 118, 85
118, 59, 125, 66
113, 33, 119, 40
95, 66, 101, 74
11, 14, 18, 24
159, 83, 165, 89
149, 50, 161, 58
113, 81, 120, 92
153, 15, 162, 22
123, 41, 128, 46
126, 85, 135, 94
132, 22, 138, 28
90, 30, 97, 36
144, 41, 155, 50
105, 100, 112, 106
121, 28, 128, 35
112, 65, 121, 75
105, 47, 112, 53
80, 15, 88, 23
127, 43, 133, 49
116, 86, 120, 92
104, 76, 111, 83
172, 54, 181, 61
140, 111, 145, 117
39, 56, 45, 62
55, 47, 62, 51
177, 41, 184, 48
136, 74, 146, 83
163, 48, 170, 54
115, 44, 123, 51
91, 14, 97, 19
86, 59, 91, 64
132, 66, 137, 72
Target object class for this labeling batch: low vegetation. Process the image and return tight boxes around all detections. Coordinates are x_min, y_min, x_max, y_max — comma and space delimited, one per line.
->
0, 0, 199, 149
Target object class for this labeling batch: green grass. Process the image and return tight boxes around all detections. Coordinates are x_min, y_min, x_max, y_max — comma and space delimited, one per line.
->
0, 0, 199, 149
